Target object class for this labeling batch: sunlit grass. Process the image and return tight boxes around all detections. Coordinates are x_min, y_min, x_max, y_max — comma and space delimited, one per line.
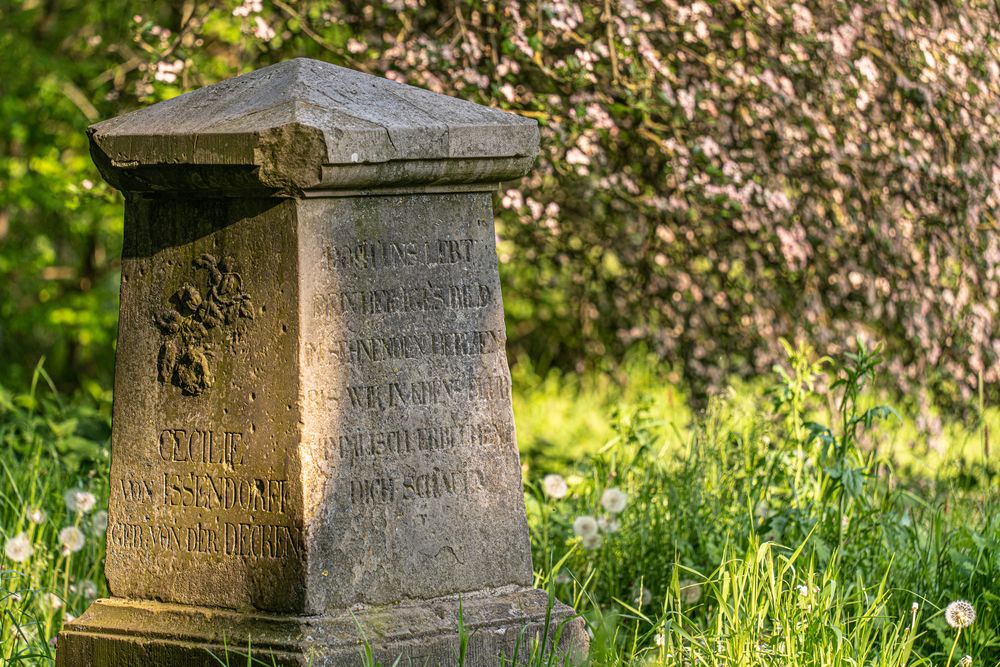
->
1, 343, 998, 665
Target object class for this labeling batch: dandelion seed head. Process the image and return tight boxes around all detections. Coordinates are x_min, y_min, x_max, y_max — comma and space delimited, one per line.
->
543, 474, 568, 499
582, 532, 603, 550
945, 600, 976, 629
58, 526, 86, 555
80, 579, 98, 599
597, 516, 621, 533
4, 533, 34, 563
958, 655, 972, 667
92, 510, 108, 533
573, 515, 598, 538
679, 579, 702, 604
28, 508, 47, 524
64, 489, 97, 514
39, 592, 63, 612
601, 487, 627, 514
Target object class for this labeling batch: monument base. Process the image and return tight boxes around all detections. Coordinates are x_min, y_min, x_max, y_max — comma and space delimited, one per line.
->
57, 586, 587, 666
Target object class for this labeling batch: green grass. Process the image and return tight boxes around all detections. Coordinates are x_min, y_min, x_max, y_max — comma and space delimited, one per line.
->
1, 342, 998, 665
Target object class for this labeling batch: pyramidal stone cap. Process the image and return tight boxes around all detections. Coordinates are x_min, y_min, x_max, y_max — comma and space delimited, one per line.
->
88, 58, 540, 194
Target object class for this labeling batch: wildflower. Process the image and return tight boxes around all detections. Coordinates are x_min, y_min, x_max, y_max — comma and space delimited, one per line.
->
635, 586, 653, 607
959, 656, 972, 667
601, 487, 628, 514
92, 510, 109, 533
58, 526, 86, 555
597, 516, 621, 533
39, 592, 63, 612
4, 533, 34, 563
232, 0, 262, 16
28, 508, 47, 524
679, 579, 702, 604
543, 474, 568, 499
796, 584, 810, 596
573, 515, 598, 538
654, 632, 665, 647
80, 579, 98, 599
253, 16, 276, 41
64, 489, 97, 514
582, 533, 603, 550
16, 624, 36, 643
944, 600, 976, 629
911, 602, 920, 613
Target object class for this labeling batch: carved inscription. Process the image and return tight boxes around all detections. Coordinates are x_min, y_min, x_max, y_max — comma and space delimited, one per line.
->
109, 520, 301, 559
303, 329, 506, 368
350, 468, 491, 505
303, 374, 510, 411
320, 238, 478, 271
313, 282, 493, 320
155, 254, 255, 396
336, 422, 513, 460
158, 428, 246, 467
114, 425, 298, 561
309, 232, 516, 523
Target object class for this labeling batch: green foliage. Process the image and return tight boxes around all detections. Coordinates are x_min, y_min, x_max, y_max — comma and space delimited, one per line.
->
4, 1, 1000, 404
1, 348, 999, 663
0, 365, 110, 662
526, 343, 1000, 664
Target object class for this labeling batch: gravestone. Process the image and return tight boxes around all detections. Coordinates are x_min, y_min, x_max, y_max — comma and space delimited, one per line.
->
58, 58, 587, 666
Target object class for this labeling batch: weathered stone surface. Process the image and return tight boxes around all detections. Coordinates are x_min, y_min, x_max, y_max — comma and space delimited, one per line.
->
297, 191, 533, 611
88, 58, 539, 194
59, 588, 586, 666
59, 57, 587, 666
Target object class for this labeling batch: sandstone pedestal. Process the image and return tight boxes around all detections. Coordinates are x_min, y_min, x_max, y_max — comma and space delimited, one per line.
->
58, 58, 586, 666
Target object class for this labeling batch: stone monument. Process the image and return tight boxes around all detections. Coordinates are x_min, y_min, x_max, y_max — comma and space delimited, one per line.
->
57, 58, 587, 666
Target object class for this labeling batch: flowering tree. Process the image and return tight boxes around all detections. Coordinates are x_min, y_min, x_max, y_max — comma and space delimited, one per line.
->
3, 0, 1000, 406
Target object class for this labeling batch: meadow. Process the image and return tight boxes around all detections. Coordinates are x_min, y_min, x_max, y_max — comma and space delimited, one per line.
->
0, 340, 997, 666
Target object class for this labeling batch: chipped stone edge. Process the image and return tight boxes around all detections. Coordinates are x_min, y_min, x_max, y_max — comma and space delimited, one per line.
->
58, 587, 588, 665
88, 121, 539, 196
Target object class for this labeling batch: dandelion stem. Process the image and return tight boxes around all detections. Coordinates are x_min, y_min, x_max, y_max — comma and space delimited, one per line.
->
945, 627, 962, 667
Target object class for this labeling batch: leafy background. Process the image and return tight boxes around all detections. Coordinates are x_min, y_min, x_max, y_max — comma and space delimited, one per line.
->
3, 0, 1000, 409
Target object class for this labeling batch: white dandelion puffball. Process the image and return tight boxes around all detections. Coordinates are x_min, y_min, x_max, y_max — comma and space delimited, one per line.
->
635, 587, 653, 607
945, 600, 976, 629
543, 474, 568, 499
59, 526, 86, 554
39, 592, 63, 612
582, 532, 603, 550
597, 516, 621, 533
959, 655, 972, 667
80, 579, 99, 599
92, 510, 109, 533
573, 515, 598, 538
654, 632, 665, 647
4, 532, 34, 563
64, 489, 97, 514
601, 487, 628, 514
680, 579, 703, 604
28, 508, 47, 524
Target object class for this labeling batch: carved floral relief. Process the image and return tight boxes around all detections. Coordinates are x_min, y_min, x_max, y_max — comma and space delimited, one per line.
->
154, 253, 254, 396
